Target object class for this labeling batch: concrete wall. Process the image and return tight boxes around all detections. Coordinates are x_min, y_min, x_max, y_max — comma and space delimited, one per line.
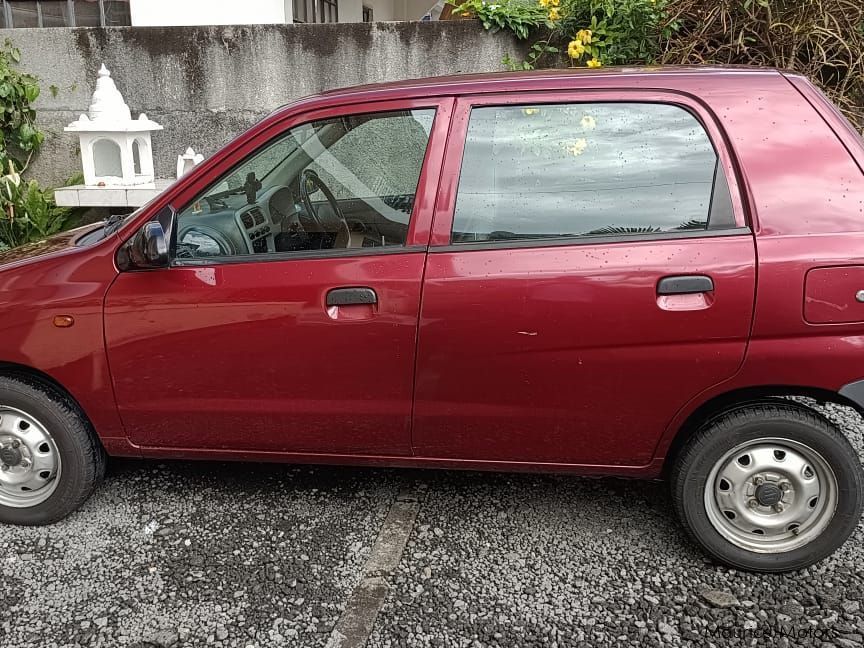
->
1, 22, 523, 187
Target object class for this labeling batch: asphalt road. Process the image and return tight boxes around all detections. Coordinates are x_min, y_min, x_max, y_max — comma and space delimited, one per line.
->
2, 402, 864, 648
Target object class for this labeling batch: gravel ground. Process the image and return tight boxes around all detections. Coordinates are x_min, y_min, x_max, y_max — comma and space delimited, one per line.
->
369, 402, 864, 648
2, 402, 864, 648
1, 462, 400, 647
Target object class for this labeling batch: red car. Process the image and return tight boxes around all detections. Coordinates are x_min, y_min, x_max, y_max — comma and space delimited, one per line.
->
0, 67, 862, 572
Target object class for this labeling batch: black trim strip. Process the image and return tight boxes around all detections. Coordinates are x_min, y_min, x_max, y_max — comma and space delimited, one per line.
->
171, 244, 426, 267
431, 227, 751, 254
326, 287, 378, 306
169, 228, 751, 266
840, 379, 864, 413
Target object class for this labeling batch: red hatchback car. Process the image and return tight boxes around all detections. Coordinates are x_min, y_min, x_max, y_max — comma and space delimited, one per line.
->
1, 67, 863, 572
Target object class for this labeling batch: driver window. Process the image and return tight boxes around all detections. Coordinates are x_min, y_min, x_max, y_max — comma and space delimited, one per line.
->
175, 108, 436, 260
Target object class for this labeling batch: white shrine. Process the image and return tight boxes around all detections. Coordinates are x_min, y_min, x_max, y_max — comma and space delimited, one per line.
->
64, 64, 163, 187
176, 147, 204, 179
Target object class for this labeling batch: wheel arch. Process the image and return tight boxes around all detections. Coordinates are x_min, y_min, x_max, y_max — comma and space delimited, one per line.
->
661, 385, 864, 478
0, 361, 98, 433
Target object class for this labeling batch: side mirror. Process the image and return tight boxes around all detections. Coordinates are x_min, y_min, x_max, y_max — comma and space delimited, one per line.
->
118, 221, 169, 270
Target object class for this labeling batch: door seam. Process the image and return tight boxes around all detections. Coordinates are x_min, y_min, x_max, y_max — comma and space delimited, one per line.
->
408, 96, 457, 456
100, 246, 137, 453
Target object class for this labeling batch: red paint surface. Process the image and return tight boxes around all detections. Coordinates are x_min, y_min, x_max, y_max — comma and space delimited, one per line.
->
413, 237, 755, 466
104, 253, 426, 454
0, 68, 861, 477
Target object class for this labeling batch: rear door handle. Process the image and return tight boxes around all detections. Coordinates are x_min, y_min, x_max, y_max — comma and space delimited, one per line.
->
657, 275, 714, 295
326, 287, 378, 306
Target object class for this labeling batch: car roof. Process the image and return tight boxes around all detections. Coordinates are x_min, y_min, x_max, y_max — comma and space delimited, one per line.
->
268, 66, 786, 118
314, 65, 784, 100
264, 65, 790, 129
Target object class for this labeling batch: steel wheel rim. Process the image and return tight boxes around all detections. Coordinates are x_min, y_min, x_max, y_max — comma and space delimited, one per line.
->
703, 437, 838, 553
0, 406, 61, 508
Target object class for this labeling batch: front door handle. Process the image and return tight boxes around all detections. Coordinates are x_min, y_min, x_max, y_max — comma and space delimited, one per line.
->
657, 275, 714, 295
326, 287, 378, 307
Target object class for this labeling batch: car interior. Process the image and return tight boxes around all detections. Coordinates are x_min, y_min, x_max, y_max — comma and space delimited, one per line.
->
175, 109, 434, 260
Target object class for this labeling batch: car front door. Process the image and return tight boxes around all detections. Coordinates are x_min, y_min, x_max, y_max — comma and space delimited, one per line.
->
104, 98, 451, 454
413, 92, 756, 468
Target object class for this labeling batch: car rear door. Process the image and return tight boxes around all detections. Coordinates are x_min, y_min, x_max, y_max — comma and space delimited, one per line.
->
412, 91, 756, 468
104, 97, 452, 455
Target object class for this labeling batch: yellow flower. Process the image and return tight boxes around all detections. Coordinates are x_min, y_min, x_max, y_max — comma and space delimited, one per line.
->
522, 107, 540, 116
548, 7, 560, 20
566, 138, 588, 156
567, 40, 585, 59
581, 114, 596, 130
586, 57, 603, 68
575, 29, 592, 44
539, 0, 550, 6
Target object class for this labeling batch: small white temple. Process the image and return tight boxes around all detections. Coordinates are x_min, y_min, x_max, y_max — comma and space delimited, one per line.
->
65, 64, 163, 187
176, 147, 204, 179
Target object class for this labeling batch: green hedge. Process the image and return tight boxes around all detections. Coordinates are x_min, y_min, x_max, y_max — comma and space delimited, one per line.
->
661, 0, 863, 132
454, 0, 863, 131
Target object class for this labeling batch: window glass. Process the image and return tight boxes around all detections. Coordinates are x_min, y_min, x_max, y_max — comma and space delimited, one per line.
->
293, 0, 334, 22
292, 0, 311, 22
452, 103, 728, 244
102, 0, 130, 25
1, 0, 131, 27
9, 1, 39, 27
175, 109, 435, 260
40, 1, 73, 26
73, 0, 101, 25
311, 0, 337, 22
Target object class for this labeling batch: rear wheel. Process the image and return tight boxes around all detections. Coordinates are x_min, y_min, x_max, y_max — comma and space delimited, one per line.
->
671, 401, 864, 572
0, 376, 105, 525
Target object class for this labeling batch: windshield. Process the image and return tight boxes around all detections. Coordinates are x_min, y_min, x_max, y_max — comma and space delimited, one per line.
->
215, 137, 303, 194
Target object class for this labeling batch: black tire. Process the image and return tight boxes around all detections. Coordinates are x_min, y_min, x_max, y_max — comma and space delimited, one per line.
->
671, 400, 864, 572
0, 376, 105, 525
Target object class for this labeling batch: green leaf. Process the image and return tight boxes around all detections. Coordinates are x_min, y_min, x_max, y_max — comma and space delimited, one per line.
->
0, 40, 70, 250
23, 83, 38, 103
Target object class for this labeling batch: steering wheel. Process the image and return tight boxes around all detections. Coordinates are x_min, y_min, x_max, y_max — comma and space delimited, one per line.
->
299, 169, 351, 248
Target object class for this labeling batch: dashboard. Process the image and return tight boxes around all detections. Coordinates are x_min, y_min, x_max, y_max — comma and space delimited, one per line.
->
176, 186, 297, 259
236, 203, 274, 254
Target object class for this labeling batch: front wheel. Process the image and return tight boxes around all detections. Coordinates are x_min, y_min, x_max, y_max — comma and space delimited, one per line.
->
0, 376, 105, 525
671, 401, 864, 572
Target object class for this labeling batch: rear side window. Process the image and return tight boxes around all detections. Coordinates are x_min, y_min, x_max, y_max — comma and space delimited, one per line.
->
452, 102, 735, 244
